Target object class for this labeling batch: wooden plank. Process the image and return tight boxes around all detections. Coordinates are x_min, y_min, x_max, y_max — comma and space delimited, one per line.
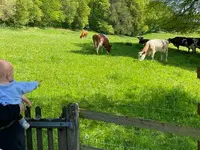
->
79, 108, 200, 139
47, 129, 54, 150
66, 103, 79, 150
58, 128, 67, 150
35, 107, 43, 150
25, 107, 33, 150
197, 66, 200, 79
81, 145, 104, 150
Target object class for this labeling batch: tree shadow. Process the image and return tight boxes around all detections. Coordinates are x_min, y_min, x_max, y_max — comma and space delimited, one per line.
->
31, 85, 198, 127
70, 42, 200, 71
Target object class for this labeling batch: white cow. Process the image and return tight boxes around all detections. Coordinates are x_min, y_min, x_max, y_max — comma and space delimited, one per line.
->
138, 39, 169, 62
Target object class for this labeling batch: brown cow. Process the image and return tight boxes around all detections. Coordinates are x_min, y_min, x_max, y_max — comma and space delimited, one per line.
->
92, 34, 112, 54
80, 30, 88, 38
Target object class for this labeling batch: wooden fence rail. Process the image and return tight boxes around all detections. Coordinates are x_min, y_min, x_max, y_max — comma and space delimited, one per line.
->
25, 103, 79, 150
79, 108, 200, 140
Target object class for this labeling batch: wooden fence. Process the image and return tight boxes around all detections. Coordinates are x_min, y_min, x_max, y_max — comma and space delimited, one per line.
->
25, 103, 79, 150
25, 67, 200, 150
26, 103, 200, 150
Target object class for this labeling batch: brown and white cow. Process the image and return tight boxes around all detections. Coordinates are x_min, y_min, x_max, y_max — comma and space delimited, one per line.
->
80, 30, 88, 39
92, 34, 112, 54
138, 39, 169, 62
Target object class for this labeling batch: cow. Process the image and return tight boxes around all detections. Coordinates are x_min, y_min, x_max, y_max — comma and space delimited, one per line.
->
168, 37, 196, 53
138, 39, 169, 62
193, 38, 200, 50
80, 30, 88, 39
92, 34, 112, 54
137, 36, 150, 45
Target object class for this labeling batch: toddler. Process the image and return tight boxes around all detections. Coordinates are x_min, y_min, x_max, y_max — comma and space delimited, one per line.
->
0, 60, 40, 130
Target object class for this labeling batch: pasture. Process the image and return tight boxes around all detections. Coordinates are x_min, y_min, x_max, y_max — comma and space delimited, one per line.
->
1, 27, 200, 149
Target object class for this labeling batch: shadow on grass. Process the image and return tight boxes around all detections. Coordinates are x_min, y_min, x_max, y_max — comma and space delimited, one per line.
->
71, 42, 200, 71
33, 86, 198, 127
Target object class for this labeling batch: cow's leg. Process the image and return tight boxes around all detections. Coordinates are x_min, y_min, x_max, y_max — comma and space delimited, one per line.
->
160, 53, 163, 61
151, 51, 155, 61
165, 48, 168, 63
188, 47, 190, 53
177, 45, 179, 50
96, 45, 100, 54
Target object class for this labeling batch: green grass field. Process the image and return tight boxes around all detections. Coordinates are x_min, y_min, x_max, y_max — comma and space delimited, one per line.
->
1, 27, 200, 149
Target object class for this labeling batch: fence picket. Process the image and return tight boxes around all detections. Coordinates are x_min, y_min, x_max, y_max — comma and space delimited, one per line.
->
25, 107, 33, 150
47, 128, 54, 150
35, 106, 43, 150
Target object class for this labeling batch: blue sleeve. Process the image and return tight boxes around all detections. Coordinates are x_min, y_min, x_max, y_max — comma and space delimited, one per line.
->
17, 81, 39, 94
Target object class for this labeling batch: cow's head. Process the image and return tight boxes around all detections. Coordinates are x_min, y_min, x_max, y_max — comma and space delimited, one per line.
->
138, 51, 146, 61
106, 44, 112, 53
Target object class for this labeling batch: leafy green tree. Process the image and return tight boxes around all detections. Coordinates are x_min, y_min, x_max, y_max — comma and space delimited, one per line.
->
13, 0, 32, 26
60, 0, 79, 28
108, 0, 133, 35
149, 0, 200, 33
72, 0, 90, 29
89, 0, 114, 34
144, 1, 174, 32
29, 0, 43, 26
40, 0, 64, 26
125, 0, 149, 35
0, 0, 16, 24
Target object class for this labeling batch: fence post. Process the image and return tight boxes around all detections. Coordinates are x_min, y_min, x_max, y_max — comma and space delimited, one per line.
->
198, 104, 200, 150
197, 67, 200, 79
66, 103, 79, 150
35, 106, 43, 150
58, 106, 67, 150
25, 107, 33, 150
197, 67, 200, 150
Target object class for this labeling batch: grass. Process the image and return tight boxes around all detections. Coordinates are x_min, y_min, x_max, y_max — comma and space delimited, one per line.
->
0, 27, 200, 149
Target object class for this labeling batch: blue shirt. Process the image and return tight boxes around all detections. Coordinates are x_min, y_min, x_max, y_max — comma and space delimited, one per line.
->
0, 80, 39, 105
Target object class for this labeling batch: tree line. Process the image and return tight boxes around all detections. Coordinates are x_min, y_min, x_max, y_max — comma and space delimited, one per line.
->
0, 0, 199, 36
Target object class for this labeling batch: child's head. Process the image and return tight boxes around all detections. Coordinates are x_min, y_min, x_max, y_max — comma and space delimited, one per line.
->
0, 60, 14, 82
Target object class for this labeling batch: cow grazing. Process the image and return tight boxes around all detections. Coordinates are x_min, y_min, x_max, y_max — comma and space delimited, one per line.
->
168, 37, 196, 53
138, 39, 169, 62
193, 38, 200, 50
80, 30, 88, 39
137, 36, 150, 45
92, 34, 112, 54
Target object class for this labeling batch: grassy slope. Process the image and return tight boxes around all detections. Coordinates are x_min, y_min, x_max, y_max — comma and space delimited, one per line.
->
0, 27, 200, 149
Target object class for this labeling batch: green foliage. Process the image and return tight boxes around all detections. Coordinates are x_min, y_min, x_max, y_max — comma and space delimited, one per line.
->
108, 0, 133, 35
0, 0, 16, 23
29, 0, 43, 25
144, 1, 174, 32
1, 27, 199, 149
60, 0, 79, 28
72, 0, 90, 29
89, 0, 112, 33
13, 0, 31, 26
40, 0, 64, 26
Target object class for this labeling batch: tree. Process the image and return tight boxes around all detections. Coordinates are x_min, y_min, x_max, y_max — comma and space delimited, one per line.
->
72, 0, 90, 29
151, 0, 200, 33
89, 0, 114, 34
60, 0, 79, 28
29, 0, 43, 26
13, 0, 31, 26
40, 0, 64, 26
0, 0, 16, 24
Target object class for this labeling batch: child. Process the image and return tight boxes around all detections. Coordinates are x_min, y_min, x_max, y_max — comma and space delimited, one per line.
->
0, 60, 40, 130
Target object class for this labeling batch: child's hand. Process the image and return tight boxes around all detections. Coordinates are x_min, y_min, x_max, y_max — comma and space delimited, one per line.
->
26, 101, 32, 107
37, 80, 42, 86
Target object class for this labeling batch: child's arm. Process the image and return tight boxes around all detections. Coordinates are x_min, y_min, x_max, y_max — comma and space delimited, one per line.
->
22, 95, 32, 107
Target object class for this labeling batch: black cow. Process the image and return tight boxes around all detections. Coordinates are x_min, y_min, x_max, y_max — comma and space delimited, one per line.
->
168, 37, 196, 53
137, 36, 149, 45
